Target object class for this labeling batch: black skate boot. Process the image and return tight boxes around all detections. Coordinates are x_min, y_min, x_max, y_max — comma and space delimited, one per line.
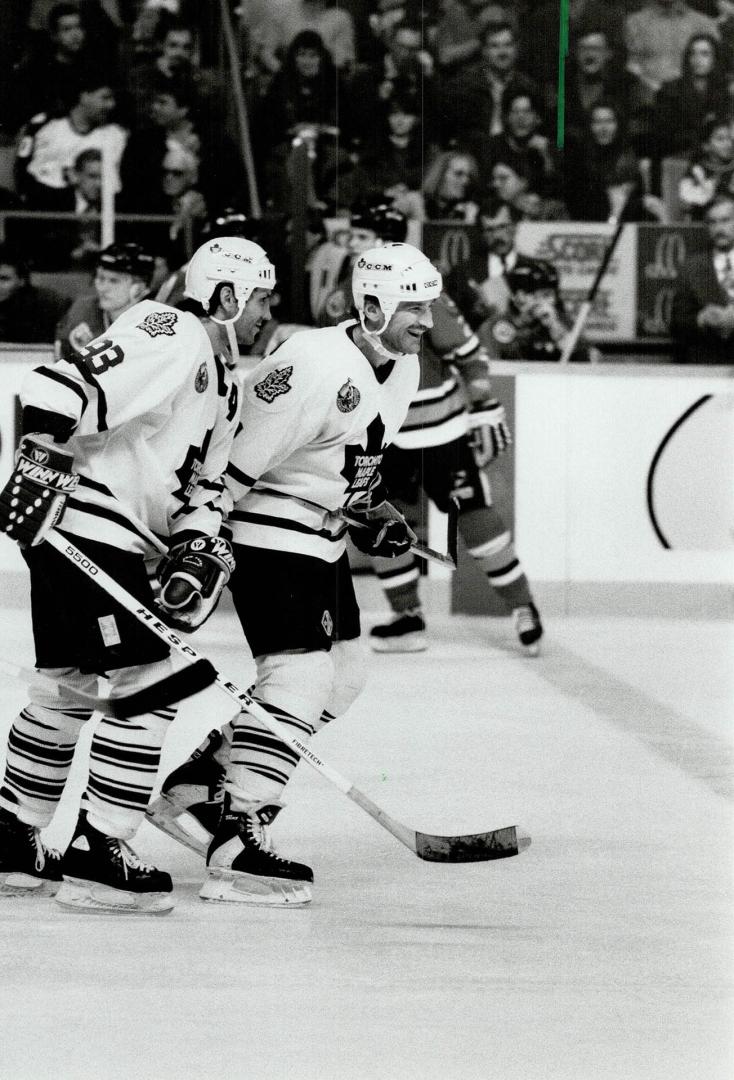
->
0, 803, 62, 898
56, 811, 174, 914
200, 796, 313, 906
369, 610, 427, 653
513, 602, 543, 657
146, 729, 225, 856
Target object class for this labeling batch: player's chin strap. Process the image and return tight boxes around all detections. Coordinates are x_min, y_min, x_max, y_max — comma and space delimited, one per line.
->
209, 313, 240, 367
357, 309, 405, 361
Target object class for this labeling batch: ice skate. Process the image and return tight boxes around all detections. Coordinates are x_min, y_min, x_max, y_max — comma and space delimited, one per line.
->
0, 804, 62, 898
513, 602, 543, 657
200, 797, 313, 906
56, 811, 174, 915
146, 729, 225, 856
369, 610, 427, 653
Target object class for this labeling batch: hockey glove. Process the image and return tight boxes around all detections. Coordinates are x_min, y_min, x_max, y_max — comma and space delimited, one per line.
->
0, 435, 78, 547
347, 500, 417, 558
468, 399, 512, 466
158, 535, 235, 631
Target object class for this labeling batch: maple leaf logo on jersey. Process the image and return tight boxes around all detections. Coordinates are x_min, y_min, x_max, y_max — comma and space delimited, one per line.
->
340, 414, 386, 505
137, 311, 178, 338
254, 365, 293, 403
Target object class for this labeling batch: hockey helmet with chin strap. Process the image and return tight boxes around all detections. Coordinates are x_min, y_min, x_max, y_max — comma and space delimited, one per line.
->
352, 242, 442, 336
184, 236, 276, 324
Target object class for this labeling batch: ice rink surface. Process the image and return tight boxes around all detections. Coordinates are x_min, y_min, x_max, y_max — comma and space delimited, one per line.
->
0, 579, 732, 1080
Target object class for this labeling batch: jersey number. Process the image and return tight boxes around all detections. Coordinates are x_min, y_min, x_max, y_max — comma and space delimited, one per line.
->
77, 338, 124, 376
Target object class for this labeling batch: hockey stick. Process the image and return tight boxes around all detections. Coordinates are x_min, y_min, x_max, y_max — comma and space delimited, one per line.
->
558, 213, 628, 365
43, 528, 529, 863
0, 656, 216, 719
254, 486, 457, 569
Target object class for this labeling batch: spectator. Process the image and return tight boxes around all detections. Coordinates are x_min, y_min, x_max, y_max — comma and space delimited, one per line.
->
6, 4, 94, 134
14, 72, 126, 210
119, 80, 200, 210
431, 0, 481, 78
487, 152, 567, 220
54, 241, 155, 358
678, 114, 734, 217
0, 244, 69, 343
671, 192, 734, 361
440, 21, 538, 156
422, 150, 480, 221
480, 89, 558, 196
279, 0, 357, 72
652, 33, 730, 163
360, 96, 424, 197
254, 30, 346, 211
124, 16, 216, 130
563, 27, 651, 150
565, 100, 667, 221
625, 0, 719, 94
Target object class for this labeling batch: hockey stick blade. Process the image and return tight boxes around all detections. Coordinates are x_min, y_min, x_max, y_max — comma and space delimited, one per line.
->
415, 825, 530, 863
43, 530, 527, 864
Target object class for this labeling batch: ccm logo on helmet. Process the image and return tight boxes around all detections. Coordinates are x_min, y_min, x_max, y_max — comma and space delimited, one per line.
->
357, 259, 392, 271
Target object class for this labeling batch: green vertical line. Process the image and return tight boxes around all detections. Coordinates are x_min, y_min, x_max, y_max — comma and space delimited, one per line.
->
557, 0, 570, 148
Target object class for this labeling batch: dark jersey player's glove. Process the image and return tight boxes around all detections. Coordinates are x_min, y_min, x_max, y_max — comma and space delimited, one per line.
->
467, 398, 512, 467
347, 500, 417, 558
158, 534, 235, 631
0, 435, 78, 547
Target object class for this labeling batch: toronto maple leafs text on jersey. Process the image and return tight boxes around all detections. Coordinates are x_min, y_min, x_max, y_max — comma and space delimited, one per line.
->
20, 300, 240, 554
225, 322, 419, 561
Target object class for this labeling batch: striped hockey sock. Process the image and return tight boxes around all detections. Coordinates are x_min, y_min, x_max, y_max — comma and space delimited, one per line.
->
0, 703, 91, 827
374, 553, 422, 614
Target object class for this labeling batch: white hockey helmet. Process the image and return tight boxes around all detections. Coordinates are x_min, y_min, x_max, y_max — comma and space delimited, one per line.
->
184, 236, 276, 323
352, 242, 442, 334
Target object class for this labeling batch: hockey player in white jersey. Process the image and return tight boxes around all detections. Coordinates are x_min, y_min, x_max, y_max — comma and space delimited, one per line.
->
0, 235, 275, 914
148, 242, 443, 905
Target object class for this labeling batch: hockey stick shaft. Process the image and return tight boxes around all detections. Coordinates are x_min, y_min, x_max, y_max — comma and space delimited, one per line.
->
43, 529, 525, 862
255, 486, 456, 568
558, 214, 627, 365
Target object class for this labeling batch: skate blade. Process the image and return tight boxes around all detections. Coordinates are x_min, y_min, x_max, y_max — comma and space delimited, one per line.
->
370, 633, 428, 654
146, 795, 210, 857
199, 868, 312, 906
0, 872, 60, 898
55, 877, 175, 915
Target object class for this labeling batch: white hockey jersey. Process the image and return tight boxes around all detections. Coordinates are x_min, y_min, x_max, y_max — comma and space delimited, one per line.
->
20, 300, 239, 555
226, 321, 419, 561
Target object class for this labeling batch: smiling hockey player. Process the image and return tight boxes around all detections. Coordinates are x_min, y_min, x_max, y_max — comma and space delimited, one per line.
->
148, 242, 443, 906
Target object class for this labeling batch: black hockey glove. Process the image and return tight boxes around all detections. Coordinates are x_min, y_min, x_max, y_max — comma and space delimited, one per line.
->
467, 399, 512, 466
0, 435, 78, 547
158, 534, 235, 631
347, 500, 417, 558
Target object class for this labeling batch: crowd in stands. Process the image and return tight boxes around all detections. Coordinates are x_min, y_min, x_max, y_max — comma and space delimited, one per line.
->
0, 1, 733, 361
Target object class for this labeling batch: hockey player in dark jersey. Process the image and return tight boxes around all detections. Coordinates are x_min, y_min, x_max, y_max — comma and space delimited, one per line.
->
483, 260, 594, 362
317, 199, 543, 656
54, 242, 156, 360
0, 236, 276, 913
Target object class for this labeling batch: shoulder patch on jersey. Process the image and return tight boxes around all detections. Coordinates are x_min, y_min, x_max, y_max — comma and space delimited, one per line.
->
137, 311, 178, 338
336, 379, 360, 413
491, 319, 517, 345
195, 361, 209, 393
254, 365, 293, 403
68, 322, 94, 352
